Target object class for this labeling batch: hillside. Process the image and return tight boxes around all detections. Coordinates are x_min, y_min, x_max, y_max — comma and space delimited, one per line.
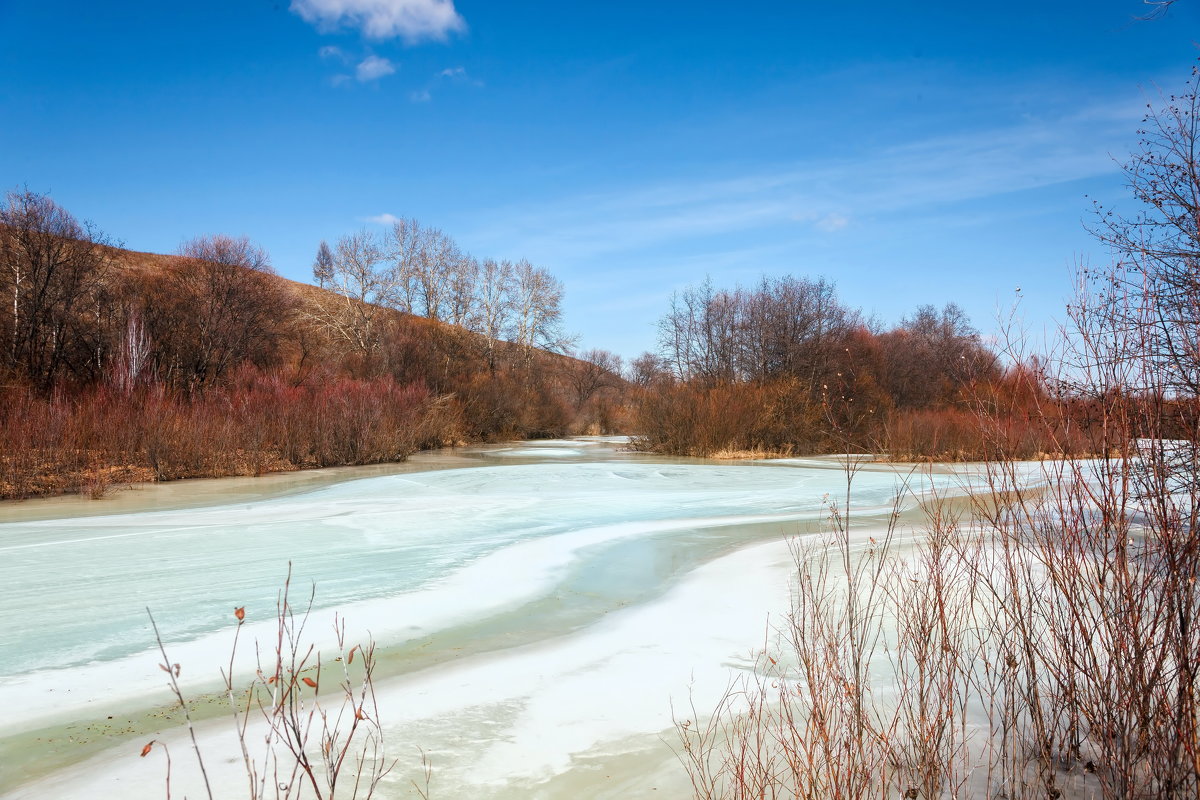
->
0, 199, 629, 499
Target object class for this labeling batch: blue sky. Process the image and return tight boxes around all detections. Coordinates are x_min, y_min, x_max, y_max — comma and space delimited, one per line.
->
1, 1, 1197, 358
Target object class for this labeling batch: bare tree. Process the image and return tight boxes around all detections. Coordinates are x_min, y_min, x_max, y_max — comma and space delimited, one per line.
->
384, 218, 469, 321
148, 235, 291, 385
386, 217, 424, 314
444, 253, 479, 329
414, 227, 459, 321
740, 275, 852, 389
659, 277, 737, 383
305, 230, 394, 359
657, 274, 854, 388
511, 258, 570, 363
879, 303, 997, 409
569, 348, 624, 408
0, 189, 113, 388
1089, 66, 1200, 399
628, 351, 672, 389
112, 307, 151, 393
469, 257, 515, 372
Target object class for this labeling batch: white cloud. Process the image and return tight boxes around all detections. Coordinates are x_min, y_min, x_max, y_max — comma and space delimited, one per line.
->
355, 55, 396, 82
436, 65, 483, 87
408, 65, 481, 102
366, 213, 402, 225
318, 45, 346, 60
290, 0, 465, 43
814, 213, 850, 232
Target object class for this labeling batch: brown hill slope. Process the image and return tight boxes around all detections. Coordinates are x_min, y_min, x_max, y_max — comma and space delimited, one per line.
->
0, 227, 628, 500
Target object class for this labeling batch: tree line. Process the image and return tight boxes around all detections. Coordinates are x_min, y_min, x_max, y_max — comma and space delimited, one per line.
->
0, 194, 602, 498
307, 221, 569, 375
629, 272, 1032, 459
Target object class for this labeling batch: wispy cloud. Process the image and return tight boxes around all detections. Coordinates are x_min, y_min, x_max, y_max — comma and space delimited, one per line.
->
408, 65, 482, 102
464, 99, 1139, 265
355, 55, 396, 82
439, 65, 483, 86
366, 213, 402, 225
318, 45, 347, 61
813, 212, 850, 232
290, 0, 465, 43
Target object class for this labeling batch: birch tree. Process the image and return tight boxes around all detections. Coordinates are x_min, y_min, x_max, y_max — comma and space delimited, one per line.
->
470, 257, 515, 372
444, 253, 479, 328
511, 258, 569, 364
305, 230, 394, 357
386, 217, 424, 314
415, 228, 459, 321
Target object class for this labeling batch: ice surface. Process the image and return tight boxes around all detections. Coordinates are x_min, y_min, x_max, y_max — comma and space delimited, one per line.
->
0, 461, 946, 682
0, 444, 1007, 796
2, 534, 805, 799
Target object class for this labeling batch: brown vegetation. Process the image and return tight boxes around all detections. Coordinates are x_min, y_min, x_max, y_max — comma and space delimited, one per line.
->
630, 281, 1082, 461
0, 371, 456, 499
145, 566, 406, 799
0, 197, 623, 500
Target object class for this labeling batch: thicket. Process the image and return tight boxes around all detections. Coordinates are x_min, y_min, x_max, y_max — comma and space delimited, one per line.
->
0, 373, 456, 498
0, 195, 625, 500
628, 274, 1085, 460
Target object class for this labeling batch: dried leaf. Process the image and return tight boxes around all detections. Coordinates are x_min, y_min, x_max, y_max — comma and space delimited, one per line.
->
234, 606, 245, 622
140, 741, 154, 757
267, 675, 278, 685
355, 707, 368, 721
302, 677, 318, 689
158, 663, 170, 673
347, 645, 358, 665
173, 663, 181, 678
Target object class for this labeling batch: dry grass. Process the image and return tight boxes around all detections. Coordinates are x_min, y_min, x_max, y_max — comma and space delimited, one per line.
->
144, 565, 409, 800
677, 432, 1199, 799
708, 448, 795, 460
0, 370, 461, 500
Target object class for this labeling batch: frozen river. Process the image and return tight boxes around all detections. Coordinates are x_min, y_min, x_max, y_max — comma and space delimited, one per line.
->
0, 438, 981, 798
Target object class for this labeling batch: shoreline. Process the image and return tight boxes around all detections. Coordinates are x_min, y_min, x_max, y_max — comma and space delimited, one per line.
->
0, 446, 501, 524
0, 435, 1034, 524
0, 436, 645, 524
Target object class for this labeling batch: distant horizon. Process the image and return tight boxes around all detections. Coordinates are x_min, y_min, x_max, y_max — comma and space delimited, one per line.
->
3, 0, 1197, 359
